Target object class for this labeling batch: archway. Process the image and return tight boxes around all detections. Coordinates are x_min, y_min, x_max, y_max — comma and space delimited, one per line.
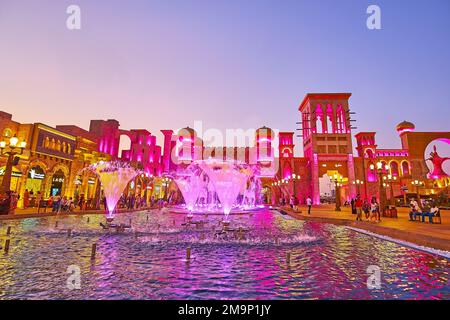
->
319, 173, 335, 204
50, 169, 65, 196
25, 165, 46, 195
119, 134, 132, 159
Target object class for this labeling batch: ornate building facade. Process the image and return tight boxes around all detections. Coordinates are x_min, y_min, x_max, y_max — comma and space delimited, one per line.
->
1, 91, 449, 209
270, 93, 450, 205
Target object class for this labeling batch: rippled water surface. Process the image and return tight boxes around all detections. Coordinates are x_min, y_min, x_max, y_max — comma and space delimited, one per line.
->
0, 209, 448, 299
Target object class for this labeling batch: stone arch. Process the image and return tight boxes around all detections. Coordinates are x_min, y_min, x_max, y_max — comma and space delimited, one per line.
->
2, 128, 12, 137
401, 160, 410, 177
118, 132, 132, 159
365, 148, 375, 159
389, 160, 400, 177
27, 159, 49, 174
44, 163, 70, 197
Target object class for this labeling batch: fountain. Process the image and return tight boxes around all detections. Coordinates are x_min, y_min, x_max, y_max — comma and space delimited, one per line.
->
174, 174, 202, 212
199, 160, 249, 221
89, 161, 140, 218
173, 159, 259, 222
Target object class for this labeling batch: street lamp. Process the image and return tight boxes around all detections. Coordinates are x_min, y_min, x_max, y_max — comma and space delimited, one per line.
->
162, 177, 172, 201
287, 173, 301, 197
371, 161, 389, 214
0, 135, 27, 194
353, 179, 364, 195
331, 173, 343, 212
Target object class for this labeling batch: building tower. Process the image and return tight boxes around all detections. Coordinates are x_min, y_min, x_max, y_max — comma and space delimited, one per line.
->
299, 93, 356, 204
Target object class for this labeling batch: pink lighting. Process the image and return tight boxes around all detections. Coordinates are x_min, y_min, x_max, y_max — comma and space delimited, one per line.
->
398, 128, 414, 135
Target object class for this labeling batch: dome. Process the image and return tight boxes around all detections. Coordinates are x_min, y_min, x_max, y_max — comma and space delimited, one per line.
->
177, 126, 196, 139
256, 126, 275, 141
396, 121, 415, 134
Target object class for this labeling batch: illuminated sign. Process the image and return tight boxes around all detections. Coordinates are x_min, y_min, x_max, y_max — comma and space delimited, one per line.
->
0, 167, 22, 178
28, 169, 45, 180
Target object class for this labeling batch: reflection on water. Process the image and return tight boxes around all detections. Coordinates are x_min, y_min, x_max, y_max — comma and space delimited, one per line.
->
0, 209, 448, 300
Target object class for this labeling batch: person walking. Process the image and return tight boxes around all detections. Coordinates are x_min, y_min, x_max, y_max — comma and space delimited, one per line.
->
36, 191, 42, 213
306, 196, 312, 214
362, 199, 370, 220
23, 189, 30, 209
293, 196, 299, 212
370, 197, 379, 222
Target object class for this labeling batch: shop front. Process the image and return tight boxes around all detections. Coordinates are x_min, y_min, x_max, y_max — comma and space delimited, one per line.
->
0, 166, 22, 193
50, 169, 65, 196
25, 166, 45, 194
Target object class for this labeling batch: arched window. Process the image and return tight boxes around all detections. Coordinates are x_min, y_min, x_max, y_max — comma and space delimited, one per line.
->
402, 161, 410, 176
390, 161, 399, 177
365, 149, 374, 159
2, 128, 12, 138
56, 140, 61, 151
315, 104, 323, 133
44, 136, 50, 148
326, 104, 333, 133
62, 142, 67, 153
67, 144, 71, 154
51, 138, 56, 150
336, 105, 346, 133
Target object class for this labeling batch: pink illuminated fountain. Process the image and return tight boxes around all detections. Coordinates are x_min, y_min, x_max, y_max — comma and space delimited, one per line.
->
89, 161, 140, 218
199, 160, 249, 221
174, 159, 258, 222
174, 175, 202, 212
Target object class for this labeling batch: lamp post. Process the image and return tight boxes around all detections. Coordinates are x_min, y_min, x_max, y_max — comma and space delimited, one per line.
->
287, 174, 301, 197
353, 179, 364, 196
331, 173, 343, 212
411, 180, 425, 208
162, 177, 172, 201
370, 161, 389, 214
0, 135, 27, 193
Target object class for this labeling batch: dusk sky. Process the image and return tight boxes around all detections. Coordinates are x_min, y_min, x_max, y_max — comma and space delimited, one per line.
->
0, 0, 449, 155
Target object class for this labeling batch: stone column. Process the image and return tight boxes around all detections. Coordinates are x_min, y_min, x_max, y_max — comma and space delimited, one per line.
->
347, 154, 357, 199
312, 153, 320, 204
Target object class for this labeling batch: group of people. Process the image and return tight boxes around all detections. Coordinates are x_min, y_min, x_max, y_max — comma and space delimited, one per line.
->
351, 195, 382, 223
117, 193, 148, 211
409, 198, 440, 223
280, 195, 313, 214
47, 194, 78, 213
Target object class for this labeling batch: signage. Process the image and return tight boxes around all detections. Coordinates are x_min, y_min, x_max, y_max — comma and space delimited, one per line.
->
0, 167, 22, 178
29, 169, 45, 180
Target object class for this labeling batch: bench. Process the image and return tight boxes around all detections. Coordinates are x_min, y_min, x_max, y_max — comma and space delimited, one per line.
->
409, 210, 442, 224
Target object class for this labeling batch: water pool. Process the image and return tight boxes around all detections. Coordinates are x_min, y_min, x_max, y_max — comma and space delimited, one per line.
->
0, 209, 448, 299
